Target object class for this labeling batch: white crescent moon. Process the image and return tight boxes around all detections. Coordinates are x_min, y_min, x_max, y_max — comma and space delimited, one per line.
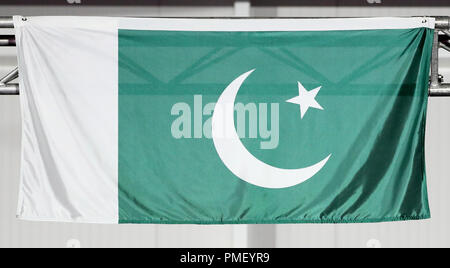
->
212, 69, 331, 189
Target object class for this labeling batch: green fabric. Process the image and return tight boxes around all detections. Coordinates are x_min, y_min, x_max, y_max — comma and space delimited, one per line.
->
118, 28, 432, 224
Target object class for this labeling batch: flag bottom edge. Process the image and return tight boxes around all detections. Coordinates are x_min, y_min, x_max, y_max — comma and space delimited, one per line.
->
118, 215, 431, 225
15, 214, 431, 224
16, 214, 118, 224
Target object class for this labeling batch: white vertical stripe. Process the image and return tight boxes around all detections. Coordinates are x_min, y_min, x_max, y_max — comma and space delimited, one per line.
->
14, 16, 119, 224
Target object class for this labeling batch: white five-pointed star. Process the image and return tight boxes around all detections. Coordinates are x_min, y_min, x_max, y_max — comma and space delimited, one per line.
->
286, 82, 324, 119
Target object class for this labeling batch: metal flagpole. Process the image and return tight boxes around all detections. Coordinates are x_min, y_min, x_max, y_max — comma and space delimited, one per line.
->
1, 15, 450, 96
0, 84, 19, 95
0, 16, 14, 28
0, 35, 15, 46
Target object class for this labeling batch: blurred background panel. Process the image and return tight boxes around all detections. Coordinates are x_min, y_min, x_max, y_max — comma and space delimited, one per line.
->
1, 1, 450, 248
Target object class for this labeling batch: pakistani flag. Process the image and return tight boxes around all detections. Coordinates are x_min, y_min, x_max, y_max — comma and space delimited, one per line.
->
14, 16, 433, 224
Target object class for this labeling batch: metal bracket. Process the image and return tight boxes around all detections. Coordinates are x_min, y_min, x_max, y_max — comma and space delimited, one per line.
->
0, 67, 18, 84
0, 67, 18, 95
430, 16, 450, 96
2, 16, 450, 96
0, 83, 19, 95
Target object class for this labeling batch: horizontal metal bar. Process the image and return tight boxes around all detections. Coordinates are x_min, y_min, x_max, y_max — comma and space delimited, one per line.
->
0, 16, 447, 47
0, 40, 13, 46
0, 35, 15, 46
435, 16, 450, 30
0, 16, 449, 28
0, 16, 14, 28
0, 83, 19, 95
430, 83, 450, 96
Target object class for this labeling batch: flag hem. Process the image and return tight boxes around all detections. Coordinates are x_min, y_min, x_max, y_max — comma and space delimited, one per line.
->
16, 215, 118, 224
119, 17, 435, 31
118, 215, 431, 224
15, 214, 430, 225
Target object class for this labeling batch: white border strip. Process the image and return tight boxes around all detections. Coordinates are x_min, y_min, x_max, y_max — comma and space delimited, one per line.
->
120, 17, 435, 31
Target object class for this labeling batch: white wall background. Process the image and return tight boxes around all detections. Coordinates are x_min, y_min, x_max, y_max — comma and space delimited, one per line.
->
1, 3, 450, 248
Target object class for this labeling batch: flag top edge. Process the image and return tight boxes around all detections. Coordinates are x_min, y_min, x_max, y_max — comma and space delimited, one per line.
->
119, 17, 435, 31
13, 16, 435, 31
